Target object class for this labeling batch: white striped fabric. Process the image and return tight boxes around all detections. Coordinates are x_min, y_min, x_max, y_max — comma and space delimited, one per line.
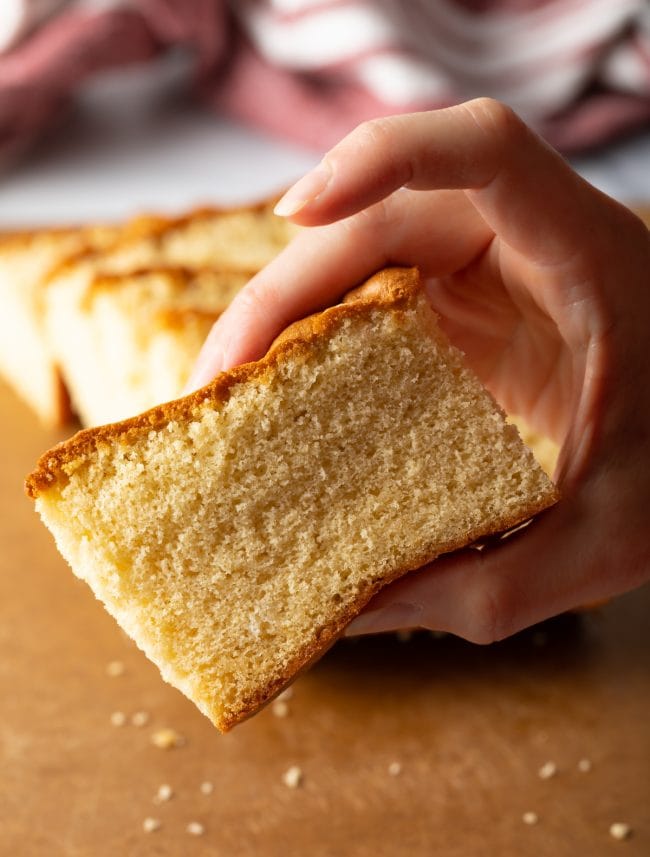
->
0, 0, 70, 52
234, 0, 650, 121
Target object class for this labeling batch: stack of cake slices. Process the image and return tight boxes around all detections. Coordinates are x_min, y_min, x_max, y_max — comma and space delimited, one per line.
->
0, 199, 299, 427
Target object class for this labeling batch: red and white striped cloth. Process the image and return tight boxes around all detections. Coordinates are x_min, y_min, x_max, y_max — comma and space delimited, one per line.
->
1, 0, 649, 165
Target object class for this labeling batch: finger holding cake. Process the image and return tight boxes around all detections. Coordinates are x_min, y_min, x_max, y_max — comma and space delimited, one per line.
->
187, 99, 650, 646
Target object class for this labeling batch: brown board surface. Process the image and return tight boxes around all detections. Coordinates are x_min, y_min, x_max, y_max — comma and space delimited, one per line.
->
1, 359, 650, 856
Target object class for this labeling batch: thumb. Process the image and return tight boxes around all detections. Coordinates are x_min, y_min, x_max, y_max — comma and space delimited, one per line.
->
344, 499, 614, 643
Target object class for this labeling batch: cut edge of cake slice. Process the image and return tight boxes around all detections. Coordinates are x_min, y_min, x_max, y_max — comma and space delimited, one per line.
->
47, 265, 249, 426
0, 225, 118, 426
26, 267, 559, 731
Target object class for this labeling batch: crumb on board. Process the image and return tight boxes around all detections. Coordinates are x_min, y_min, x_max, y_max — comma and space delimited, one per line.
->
131, 711, 150, 727
522, 812, 539, 826
388, 762, 402, 776
282, 765, 303, 789
200, 781, 214, 795
154, 783, 173, 803
609, 823, 632, 841
272, 700, 290, 718
538, 761, 557, 780
106, 660, 125, 677
151, 728, 185, 749
186, 821, 205, 836
577, 758, 592, 773
142, 817, 161, 834
110, 711, 127, 727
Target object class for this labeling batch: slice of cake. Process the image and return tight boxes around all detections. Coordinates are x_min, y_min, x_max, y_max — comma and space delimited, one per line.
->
56, 267, 248, 426
44, 202, 300, 426
0, 199, 298, 427
26, 268, 558, 731
0, 225, 117, 425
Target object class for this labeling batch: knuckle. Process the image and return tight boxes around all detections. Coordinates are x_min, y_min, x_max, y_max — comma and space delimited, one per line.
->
235, 279, 276, 320
465, 574, 516, 645
465, 97, 524, 146
352, 116, 397, 151
349, 196, 393, 234
459, 98, 527, 189
346, 117, 411, 188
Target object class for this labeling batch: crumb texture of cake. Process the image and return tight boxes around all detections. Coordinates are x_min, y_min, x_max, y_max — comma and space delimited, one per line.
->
27, 268, 558, 731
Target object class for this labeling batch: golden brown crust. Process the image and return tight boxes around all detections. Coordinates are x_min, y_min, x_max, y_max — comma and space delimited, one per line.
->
52, 370, 74, 429
0, 223, 121, 254
0, 192, 286, 256
43, 197, 283, 284
0, 225, 81, 249
26, 267, 421, 497
153, 307, 222, 330
83, 266, 253, 323
87, 264, 256, 295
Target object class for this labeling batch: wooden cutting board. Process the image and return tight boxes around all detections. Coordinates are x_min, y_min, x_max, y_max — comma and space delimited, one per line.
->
1, 376, 649, 857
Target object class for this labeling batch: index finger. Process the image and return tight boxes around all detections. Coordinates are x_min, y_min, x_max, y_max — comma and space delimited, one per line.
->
185, 187, 490, 389
277, 97, 623, 268
186, 99, 640, 391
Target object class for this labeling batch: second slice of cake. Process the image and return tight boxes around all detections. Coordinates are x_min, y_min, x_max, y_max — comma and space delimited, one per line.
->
47, 267, 249, 426
43, 201, 299, 426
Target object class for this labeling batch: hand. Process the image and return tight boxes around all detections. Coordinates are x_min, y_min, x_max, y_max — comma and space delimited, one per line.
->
188, 98, 650, 643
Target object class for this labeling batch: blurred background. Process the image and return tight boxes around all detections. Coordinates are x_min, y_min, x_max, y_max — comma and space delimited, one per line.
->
1, 0, 649, 224
2, 4, 649, 856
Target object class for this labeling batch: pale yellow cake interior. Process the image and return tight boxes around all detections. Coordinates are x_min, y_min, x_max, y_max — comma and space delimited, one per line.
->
33, 277, 556, 730
52, 268, 248, 426
0, 227, 116, 424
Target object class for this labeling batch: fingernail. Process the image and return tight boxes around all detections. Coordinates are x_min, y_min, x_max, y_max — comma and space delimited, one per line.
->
274, 163, 331, 217
344, 603, 422, 637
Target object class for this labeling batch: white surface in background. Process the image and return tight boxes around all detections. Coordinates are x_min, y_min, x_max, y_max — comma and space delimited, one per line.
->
0, 56, 319, 227
0, 106, 319, 226
0, 112, 317, 225
0, 57, 648, 227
